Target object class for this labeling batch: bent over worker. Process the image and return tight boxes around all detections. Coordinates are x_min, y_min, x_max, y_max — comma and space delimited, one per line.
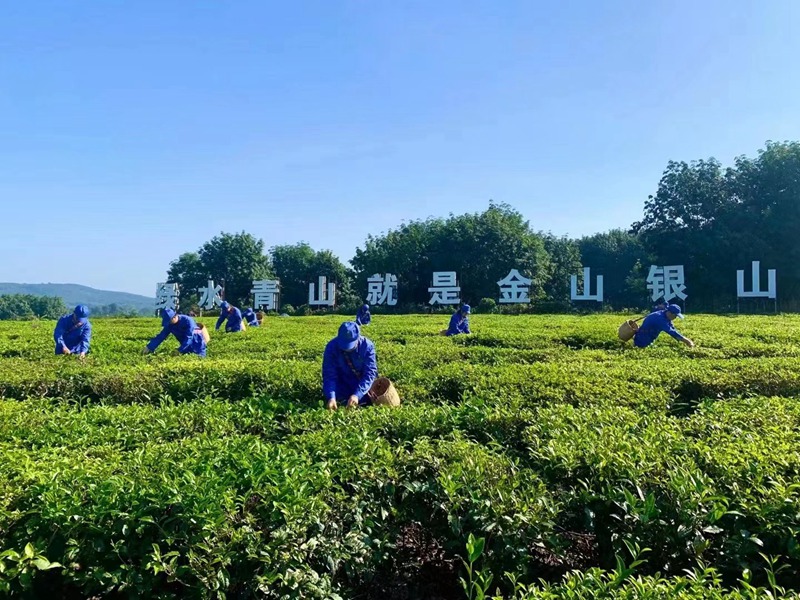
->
216, 301, 244, 332
54, 304, 92, 358
446, 304, 471, 336
633, 304, 694, 349
243, 307, 260, 327
356, 303, 371, 326
322, 322, 377, 410
144, 308, 207, 357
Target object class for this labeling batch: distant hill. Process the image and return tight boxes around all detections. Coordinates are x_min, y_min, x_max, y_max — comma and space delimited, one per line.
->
0, 283, 153, 312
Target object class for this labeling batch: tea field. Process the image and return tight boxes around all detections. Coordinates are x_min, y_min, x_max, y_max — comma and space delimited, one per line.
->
1, 314, 800, 599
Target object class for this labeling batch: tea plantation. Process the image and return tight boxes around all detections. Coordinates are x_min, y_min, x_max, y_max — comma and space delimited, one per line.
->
1, 314, 800, 599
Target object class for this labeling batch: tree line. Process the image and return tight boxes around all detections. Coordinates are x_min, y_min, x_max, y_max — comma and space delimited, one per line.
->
0, 295, 67, 320
167, 140, 800, 313
0, 296, 152, 321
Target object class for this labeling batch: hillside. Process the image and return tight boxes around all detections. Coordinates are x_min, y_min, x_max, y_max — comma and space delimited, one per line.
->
0, 283, 153, 311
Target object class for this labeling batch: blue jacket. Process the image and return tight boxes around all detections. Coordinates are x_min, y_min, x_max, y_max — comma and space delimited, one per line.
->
216, 307, 243, 332
243, 308, 260, 327
633, 310, 683, 348
147, 315, 207, 357
54, 315, 92, 355
356, 306, 371, 326
322, 336, 378, 405
446, 311, 471, 336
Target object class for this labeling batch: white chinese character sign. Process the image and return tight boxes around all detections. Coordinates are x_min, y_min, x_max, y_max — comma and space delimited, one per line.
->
309, 276, 336, 307
155, 282, 179, 311
198, 280, 223, 310
252, 279, 280, 310
497, 269, 532, 303
367, 273, 398, 306
646, 265, 687, 302
429, 271, 461, 305
570, 267, 603, 302
737, 261, 776, 299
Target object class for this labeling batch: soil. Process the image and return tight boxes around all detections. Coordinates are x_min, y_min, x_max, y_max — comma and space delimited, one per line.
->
357, 522, 463, 600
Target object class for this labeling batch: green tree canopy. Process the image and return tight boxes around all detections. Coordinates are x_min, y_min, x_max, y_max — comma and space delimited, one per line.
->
167, 232, 273, 308
634, 141, 800, 308
0, 295, 67, 320
271, 243, 357, 308
352, 203, 550, 305
578, 229, 649, 308
540, 234, 581, 305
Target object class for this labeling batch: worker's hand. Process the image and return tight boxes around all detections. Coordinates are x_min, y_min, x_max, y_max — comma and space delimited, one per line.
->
78, 352, 86, 360
142, 347, 151, 355
172, 349, 181, 356
683, 338, 695, 348
347, 395, 359, 408
62, 347, 71, 355
326, 399, 338, 411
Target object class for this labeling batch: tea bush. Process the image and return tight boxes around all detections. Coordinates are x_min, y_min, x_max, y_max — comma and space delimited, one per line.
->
1, 314, 800, 598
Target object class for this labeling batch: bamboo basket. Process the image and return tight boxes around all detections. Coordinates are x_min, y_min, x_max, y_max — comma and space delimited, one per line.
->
618, 319, 640, 342
370, 377, 401, 407
197, 324, 211, 344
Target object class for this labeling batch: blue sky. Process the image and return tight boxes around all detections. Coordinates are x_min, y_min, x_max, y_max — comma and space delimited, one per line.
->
1, 1, 798, 296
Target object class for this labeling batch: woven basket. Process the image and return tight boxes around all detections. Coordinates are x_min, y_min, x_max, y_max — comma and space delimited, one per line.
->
197, 324, 211, 344
370, 377, 401, 407
618, 319, 640, 342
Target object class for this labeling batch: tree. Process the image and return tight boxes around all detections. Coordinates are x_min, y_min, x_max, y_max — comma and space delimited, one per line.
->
271, 243, 316, 308
633, 141, 800, 309
578, 229, 649, 309
0, 295, 67, 320
166, 252, 206, 307
633, 158, 735, 308
27, 295, 68, 319
352, 220, 445, 305
540, 234, 582, 305
726, 141, 800, 299
166, 232, 273, 308
352, 203, 550, 305
272, 243, 357, 308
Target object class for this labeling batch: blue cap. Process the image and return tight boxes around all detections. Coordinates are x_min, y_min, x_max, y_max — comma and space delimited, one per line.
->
337, 321, 360, 351
161, 308, 176, 325
220, 301, 230, 311
666, 303, 684, 319
461, 304, 471, 313
74, 304, 89, 323
363, 303, 370, 310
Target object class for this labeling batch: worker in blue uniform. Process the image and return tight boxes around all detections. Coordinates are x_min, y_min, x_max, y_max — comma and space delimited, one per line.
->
243, 307, 260, 327
653, 297, 667, 311
355, 303, 371, 326
633, 304, 694, 349
322, 321, 378, 410
216, 301, 244, 332
144, 308, 207, 357
54, 304, 92, 358
446, 304, 471, 336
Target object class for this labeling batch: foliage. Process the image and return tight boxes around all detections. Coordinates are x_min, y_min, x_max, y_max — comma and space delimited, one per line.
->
540, 234, 581, 305
2, 314, 800, 597
634, 141, 800, 309
0, 294, 67, 320
154, 142, 800, 314
352, 203, 550, 305
271, 242, 358, 308
167, 232, 273, 307
578, 229, 650, 309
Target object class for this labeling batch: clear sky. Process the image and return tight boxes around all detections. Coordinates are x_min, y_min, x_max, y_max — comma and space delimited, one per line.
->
1, 1, 798, 296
